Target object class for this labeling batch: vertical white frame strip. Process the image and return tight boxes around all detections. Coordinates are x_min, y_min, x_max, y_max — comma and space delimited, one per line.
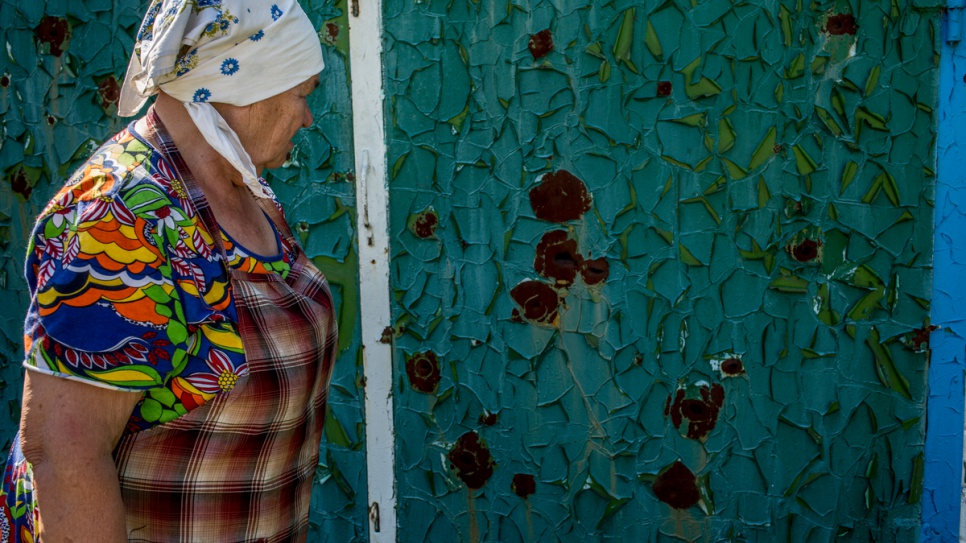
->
348, 1, 396, 541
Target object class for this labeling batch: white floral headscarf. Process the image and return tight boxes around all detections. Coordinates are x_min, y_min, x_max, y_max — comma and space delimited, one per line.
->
119, 0, 325, 198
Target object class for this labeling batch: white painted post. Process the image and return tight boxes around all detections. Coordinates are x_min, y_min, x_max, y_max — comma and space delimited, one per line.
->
348, 0, 396, 541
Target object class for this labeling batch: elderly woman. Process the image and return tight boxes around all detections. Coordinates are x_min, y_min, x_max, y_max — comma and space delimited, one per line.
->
0, 0, 337, 541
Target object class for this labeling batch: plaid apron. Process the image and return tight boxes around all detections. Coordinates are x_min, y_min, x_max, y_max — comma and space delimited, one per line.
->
112, 120, 338, 542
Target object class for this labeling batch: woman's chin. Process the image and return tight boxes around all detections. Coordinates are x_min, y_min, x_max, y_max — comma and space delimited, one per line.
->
263, 157, 288, 171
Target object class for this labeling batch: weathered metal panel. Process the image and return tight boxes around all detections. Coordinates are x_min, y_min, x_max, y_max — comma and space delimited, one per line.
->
384, 0, 938, 540
0, 0, 368, 540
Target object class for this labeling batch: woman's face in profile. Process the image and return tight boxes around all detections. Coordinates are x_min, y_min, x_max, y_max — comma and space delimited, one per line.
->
222, 74, 321, 172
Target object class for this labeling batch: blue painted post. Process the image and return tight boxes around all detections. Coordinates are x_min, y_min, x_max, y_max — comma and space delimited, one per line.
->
925, 6, 966, 541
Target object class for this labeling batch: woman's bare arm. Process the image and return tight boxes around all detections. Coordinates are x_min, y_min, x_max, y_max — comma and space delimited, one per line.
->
19, 370, 143, 543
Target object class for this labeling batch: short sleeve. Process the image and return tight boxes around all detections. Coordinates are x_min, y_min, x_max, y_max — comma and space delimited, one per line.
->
23, 173, 182, 393
23, 128, 256, 432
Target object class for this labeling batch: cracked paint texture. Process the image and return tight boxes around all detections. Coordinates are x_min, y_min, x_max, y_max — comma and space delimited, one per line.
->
0, 0, 368, 540
385, 0, 938, 540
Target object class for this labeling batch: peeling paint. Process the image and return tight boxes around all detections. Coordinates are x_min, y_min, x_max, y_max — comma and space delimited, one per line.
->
386, 0, 938, 540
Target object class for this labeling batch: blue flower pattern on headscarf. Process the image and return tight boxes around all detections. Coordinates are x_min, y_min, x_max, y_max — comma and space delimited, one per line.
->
193, 88, 211, 102
162, 1, 186, 22
127, 0, 321, 116
136, 0, 164, 42
175, 48, 198, 76
221, 58, 240, 76
203, 9, 238, 37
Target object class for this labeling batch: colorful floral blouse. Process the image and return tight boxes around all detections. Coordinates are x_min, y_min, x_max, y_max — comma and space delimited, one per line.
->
1, 119, 296, 541
21, 123, 295, 431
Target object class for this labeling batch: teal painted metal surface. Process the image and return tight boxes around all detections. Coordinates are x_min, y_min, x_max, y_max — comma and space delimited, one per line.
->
385, 0, 938, 540
0, 0, 368, 540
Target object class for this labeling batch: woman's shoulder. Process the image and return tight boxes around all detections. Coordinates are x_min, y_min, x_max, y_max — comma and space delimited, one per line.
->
31, 125, 207, 253
21, 125, 241, 425
49, 129, 151, 199
25, 123, 224, 310
40, 126, 196, 220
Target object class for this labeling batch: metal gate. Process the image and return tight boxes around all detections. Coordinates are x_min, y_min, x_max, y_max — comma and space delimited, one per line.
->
0, 0, 951, 541
373, 0, 940, 541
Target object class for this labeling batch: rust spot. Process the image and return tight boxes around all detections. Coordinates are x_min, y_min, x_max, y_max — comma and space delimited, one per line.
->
535, 230, 581, 285
580, 257, 609, 285
510, 280, 560, 327
35, 16, 71, 57
907, 324, 938, 352
824, 13, 858, 36
666, 383, 724, 440
97, 76, 121, 111
379, 326, 394, 344
406, 351, 441, 393
0, 74, 9, 88
46, 115, 56, 126
322, 22, 340, 46
478, 412, 498, 426
657, 81, 672, 97
652, 461, 700, 509
408, 208, 439, 239
529, 169, 592, 223
9, 167, 32, 200
511, 473, 536, 498
787, 238, 822, 262
720, 357, 745, 376
711, 384, 724, 406
634, 353, 644, 365
773, 143, 785, 154
448, 432, 496, 489
528, 29, 554, 59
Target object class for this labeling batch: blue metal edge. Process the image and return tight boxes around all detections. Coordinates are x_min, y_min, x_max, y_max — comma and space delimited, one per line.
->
924, 8, 966, 542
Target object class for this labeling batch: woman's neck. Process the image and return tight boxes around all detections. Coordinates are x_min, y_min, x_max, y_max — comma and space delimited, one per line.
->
150, 92, 247, 196
147, 92, 278, 257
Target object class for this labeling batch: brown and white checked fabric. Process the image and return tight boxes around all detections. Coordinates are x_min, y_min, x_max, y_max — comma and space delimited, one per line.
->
112, 113, 338, 542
